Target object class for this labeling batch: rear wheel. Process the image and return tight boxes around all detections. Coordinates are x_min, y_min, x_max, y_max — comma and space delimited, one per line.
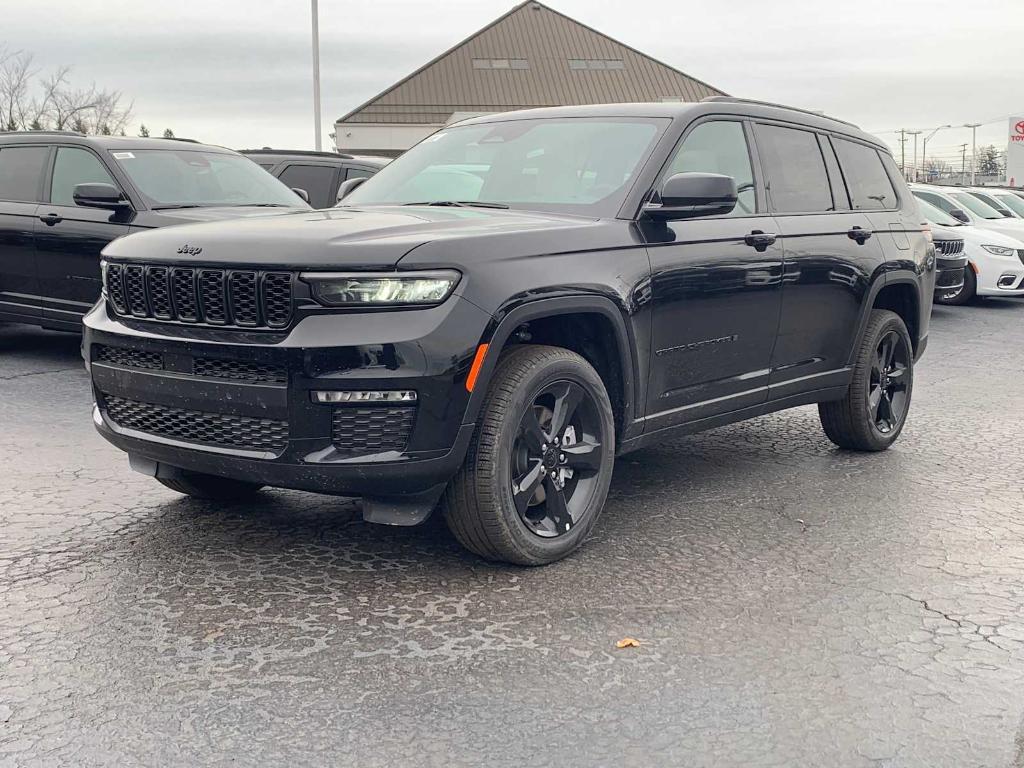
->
935, 266, 975, 305
443, 345, 615, 566
157, 470, 263, 500
819, 309, 914, 451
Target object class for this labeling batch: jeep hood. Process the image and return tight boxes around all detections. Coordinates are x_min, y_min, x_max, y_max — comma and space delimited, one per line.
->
103, 206, 601, 269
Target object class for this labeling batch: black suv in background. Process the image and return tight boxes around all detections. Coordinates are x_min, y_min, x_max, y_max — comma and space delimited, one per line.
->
0, 132, 310, 331
241, 149, 389, 208
85, 99, 934, 565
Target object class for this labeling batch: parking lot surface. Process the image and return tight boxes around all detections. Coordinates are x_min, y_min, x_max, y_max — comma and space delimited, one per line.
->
2, 300, 1024, 768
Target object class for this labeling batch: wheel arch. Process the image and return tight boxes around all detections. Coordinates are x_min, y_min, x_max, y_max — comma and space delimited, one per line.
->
464, 296, 641, 445
849, 272, 923, 365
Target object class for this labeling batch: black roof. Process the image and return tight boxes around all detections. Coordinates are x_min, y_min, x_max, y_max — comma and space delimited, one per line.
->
240, 148, 390, 167
0, 132, 233, 153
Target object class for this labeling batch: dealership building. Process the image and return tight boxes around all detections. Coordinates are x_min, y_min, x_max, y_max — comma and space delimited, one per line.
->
334, 1, 725, 156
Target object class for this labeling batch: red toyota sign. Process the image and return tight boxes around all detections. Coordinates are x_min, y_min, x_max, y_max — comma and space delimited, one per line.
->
1016, 120, 1024, 136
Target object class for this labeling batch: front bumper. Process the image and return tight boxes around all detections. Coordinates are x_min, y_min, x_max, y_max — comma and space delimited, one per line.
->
934, 255, 968, 296
83, 297, 490, 501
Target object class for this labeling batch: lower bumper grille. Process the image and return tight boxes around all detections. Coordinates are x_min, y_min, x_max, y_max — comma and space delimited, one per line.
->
103, 394, 289, 453
332, 407, 415, 457
94, 345, 163, 370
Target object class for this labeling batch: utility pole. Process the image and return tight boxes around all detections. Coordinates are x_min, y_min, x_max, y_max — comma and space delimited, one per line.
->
907, 131, 921, 182
898, 129, 908, 173
959, 143, 968, 184
964, 122, 981, 185
311, 0, 323, 151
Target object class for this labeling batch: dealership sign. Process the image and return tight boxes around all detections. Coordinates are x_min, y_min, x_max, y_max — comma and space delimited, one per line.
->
1009, 117, 1024, 186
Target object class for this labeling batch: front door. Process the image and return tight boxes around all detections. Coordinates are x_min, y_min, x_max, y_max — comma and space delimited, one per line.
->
0, 144, 50, 322
642, 119, 784, 431
33, 146, 132, 326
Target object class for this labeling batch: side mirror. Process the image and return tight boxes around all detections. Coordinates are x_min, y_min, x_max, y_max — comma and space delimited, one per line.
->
291, 187, 310, 204
644, 172, 738, 220
949, 208, 970, 223
73, 183, 130, 210
336, 176, 367, 203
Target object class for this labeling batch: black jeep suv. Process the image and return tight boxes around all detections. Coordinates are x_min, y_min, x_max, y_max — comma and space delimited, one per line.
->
84, 99, 935, 565
241, 149, 389, 209
0, 132, 309, 331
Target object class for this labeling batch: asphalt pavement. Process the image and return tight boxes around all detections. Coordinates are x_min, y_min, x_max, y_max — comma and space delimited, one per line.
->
2, 298, 1024, 767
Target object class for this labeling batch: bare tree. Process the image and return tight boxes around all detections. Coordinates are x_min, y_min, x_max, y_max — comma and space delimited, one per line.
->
0, 47, 133, 134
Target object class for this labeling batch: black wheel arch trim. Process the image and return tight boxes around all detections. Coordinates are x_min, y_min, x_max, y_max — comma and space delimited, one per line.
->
463, 295, 642, 444
848, 269, 925, 367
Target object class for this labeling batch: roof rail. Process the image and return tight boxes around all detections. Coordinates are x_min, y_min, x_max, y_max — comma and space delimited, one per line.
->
0, 129, 86, 137
240, 148, 354, 160
701, 96, 859, 128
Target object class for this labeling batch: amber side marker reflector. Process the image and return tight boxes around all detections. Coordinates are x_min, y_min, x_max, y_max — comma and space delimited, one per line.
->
466, 343, 489, 392
969, 261, 979, 274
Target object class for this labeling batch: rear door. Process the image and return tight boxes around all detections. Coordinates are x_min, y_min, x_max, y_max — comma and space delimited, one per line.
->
753, 123, 886, 398
276, 162, 339, 209
0, 144, 50, 323
33, 145, 132, 326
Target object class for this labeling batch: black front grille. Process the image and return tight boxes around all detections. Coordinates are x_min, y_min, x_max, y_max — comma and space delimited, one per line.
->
936, 239, 964, 256
94, 345, 163, 370
192, 357, 288, 385
331, 407, 416, 458
104, 264, 293, 329
103, 394, 289, 453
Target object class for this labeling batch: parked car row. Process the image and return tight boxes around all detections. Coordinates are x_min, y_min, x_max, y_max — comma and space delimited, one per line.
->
910, 183, 1024, 304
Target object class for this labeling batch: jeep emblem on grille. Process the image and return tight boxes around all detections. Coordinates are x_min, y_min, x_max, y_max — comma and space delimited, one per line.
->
177, 244, 203, 256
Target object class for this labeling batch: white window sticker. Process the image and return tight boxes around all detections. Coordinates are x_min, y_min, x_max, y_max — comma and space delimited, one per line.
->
112, 152, 135, 160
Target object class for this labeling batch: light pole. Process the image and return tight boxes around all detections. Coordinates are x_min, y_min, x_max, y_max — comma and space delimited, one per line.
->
921, 125, 952, 182
907, 131, 921, 181
311, 0, 323, 151
964, 123, 981, 185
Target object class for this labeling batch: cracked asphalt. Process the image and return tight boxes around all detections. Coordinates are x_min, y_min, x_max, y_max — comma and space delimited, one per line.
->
2, 299, 1024, 767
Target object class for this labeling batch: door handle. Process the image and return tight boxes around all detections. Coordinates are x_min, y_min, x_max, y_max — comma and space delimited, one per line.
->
847, 226, 872, 244
743, 230, 777, 251
38, 212, 63, 226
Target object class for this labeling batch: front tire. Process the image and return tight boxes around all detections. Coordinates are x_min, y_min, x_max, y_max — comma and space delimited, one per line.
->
443, 345, 615, 566
157, 470, 264, 500
818, 309, 914, 451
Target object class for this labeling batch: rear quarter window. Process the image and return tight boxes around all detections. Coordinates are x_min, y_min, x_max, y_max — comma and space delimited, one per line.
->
833, 138, 898, 211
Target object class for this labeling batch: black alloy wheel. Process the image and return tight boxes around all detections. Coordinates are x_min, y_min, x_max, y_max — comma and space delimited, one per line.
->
868, 330, 910, 435
510, 380, 605, 538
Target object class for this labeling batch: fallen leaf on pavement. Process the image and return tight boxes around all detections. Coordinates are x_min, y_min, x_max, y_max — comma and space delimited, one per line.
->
616, 637, 640, 648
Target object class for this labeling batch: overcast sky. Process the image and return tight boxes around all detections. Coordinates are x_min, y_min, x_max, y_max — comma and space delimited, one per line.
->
2, 0, 1021, 163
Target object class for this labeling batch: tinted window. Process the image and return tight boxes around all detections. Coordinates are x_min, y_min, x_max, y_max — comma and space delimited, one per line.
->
949, 191, 1003, 220
346, 167, 373, 180
755, 124, 832, 213
279, 164, 336, 208
50, 147, 117, 206
994, 192, 1024, 218
970, 191, 1015, 217
666, 120, 756, 216
913, 190, 956, 215
915, 195, 962, 227
833, 139, 898, 210
0, 146, 49, 202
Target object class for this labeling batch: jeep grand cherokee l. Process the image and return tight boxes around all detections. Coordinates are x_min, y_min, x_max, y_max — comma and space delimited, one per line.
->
83, 98, 934, 565
0, 132, 309, 331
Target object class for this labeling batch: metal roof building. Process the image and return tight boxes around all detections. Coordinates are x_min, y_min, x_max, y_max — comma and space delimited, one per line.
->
334, 1, 726, 156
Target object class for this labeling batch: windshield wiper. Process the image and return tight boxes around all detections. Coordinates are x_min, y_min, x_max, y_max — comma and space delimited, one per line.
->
152, 204, 204, 210
402, 200, 510, 209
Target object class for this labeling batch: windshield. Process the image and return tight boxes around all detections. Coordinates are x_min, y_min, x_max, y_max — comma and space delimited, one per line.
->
993, 192, 1024, 218
916, 196, 962, 226
949, 191, 1003, 220
970, 191, 1017, 217
110, 149, 308, 209
343, 117, 668, 216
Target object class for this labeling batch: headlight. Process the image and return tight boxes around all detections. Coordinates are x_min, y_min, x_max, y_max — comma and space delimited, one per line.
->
981, 245, 1017, 257
301, 270, 460, 307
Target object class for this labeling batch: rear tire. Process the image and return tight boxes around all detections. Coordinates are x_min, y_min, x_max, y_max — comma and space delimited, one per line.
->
157, 471, 264, 500
819, 309, 914, 452
443, 344, 615, 566
934, 266, 975, 306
